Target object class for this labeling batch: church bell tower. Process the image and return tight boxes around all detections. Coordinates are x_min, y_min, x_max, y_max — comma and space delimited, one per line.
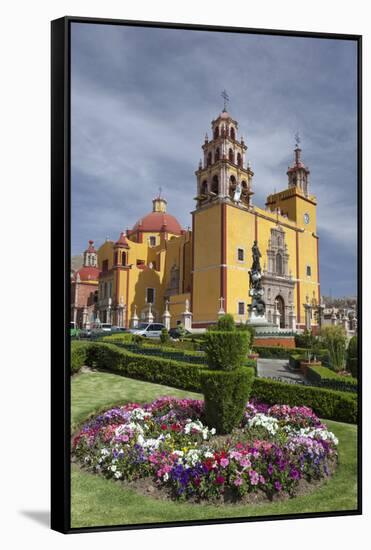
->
195, 91, 254, 208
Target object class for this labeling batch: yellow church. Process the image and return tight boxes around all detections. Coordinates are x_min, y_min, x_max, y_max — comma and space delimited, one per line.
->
85, 107, 320, 332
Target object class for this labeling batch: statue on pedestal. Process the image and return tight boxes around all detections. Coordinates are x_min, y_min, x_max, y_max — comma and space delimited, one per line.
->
248, 240, 266, 317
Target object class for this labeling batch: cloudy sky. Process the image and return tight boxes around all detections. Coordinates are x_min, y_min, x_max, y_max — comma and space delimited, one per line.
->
71, 22, 358, 297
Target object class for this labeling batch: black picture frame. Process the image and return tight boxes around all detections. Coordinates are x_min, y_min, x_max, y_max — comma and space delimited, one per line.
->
51, 16, 362, 534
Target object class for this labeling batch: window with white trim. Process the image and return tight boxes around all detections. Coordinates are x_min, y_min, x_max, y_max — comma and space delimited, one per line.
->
237, 248, 245, 262
149, 236, 156, 247
238, 302, 245, 315
146, 288, 155, 304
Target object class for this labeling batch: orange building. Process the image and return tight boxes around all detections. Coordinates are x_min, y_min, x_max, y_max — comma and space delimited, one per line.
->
72, 108, 320, 332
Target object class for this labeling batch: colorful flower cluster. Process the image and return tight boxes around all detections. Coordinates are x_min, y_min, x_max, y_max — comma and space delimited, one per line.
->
73, 397, 338, 502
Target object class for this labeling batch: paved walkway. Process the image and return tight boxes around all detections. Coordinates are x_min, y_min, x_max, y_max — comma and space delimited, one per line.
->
257, 358, 305, 383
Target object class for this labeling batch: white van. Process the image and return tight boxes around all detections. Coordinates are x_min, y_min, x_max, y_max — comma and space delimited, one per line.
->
130, 323, 165, 338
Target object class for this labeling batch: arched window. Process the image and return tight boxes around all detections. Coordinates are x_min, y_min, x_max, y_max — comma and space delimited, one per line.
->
207, 152, 212, 166
229, 175, 236, 197
215, 148, 220, 162
121, 252, 127, 266
241, 180, 247, 190
237, 152, 242, 167
201, 180, 208, 195
214, 126, 219, 139
228, 148, 234, 163
230, 127, 236, 140
211, 175, 219, 194
276, 253, 283, 275
268, 288, 271, 299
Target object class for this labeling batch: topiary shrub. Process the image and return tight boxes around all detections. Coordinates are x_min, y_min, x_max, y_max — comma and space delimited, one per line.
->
204, 331, 250, 371
160, 327, 170, 344
201, 368, 254, 434
320, 326, 347, 372
71, 341, 89, 374
217, 313, 236, 331
202, 321, 252, 434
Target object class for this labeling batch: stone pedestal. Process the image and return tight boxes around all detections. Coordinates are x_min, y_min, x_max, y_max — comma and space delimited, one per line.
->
131, 306, 139, 329
82, 306, 88, 328
273, 308, 281, 328
181, 299, 193, 330
181, 312, 192, 330
289, 309, 296, 331
304, 303, 312, 331
145, 303, 154, 324
162, 301, 171, 330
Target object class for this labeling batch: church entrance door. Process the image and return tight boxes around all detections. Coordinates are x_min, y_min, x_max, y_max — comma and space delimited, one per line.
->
276, 295, 285, 328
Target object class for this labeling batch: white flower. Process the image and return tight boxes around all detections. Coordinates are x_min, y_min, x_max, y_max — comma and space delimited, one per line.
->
163, 473, 169, 482
204, 451, 214, 458
247, 414, 279, 435
114, 471, 122, 479
173, 450, 184, 457
110, 465, 117, 472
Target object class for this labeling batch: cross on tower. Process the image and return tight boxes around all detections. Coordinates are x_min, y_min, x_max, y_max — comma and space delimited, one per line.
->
295, 131, 301, 148
158, 186, 162, 197
221, 89, 229, 112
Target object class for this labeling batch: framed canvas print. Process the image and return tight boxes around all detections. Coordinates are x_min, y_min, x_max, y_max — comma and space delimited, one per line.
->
51, 16, 362, 533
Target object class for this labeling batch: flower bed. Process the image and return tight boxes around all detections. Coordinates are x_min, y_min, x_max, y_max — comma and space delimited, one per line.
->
73, 397, 338, 503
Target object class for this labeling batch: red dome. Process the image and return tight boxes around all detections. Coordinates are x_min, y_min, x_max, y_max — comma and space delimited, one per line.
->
75, 266, 100, 282
132, 211, 182, 235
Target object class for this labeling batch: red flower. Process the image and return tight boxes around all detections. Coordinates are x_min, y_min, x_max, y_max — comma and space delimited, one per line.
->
215, 475, 225, 485
161, 424, 168, 430
203, 458, 214, 471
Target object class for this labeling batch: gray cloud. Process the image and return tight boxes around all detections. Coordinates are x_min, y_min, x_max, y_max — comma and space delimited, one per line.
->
71, 23, 358, 296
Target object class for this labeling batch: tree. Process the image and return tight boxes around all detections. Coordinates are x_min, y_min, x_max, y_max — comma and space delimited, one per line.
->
320, 326, 347, 372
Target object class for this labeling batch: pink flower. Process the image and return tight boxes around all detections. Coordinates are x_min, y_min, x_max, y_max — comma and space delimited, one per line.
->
121, 434, 129, 442
234, 477, 243, 486
230, 451, 242, 460
249, 470, 260, 485
215, 475, 225, 485
239, 457, 251, 468
220, 458, 229, 468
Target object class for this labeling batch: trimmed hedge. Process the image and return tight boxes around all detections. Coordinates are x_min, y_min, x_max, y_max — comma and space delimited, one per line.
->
204, 331, 250, 370
201, 368, 255, 434
347, 335, 358, 378
80, 342, 356, 424
253, 346, 311, 359
71, 341, 89, 374
101, 333, 134, 343
251, 378, 357, 424
85, 342, 204, 392
306, 365, 357, 393
104, 341, 207, 365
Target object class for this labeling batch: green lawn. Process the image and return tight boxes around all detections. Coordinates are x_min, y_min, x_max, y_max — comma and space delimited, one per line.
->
71, 371, 358, 529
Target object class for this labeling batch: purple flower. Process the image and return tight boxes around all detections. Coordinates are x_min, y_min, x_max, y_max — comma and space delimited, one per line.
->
274, 480, 282, 491
290, 468, 301, 480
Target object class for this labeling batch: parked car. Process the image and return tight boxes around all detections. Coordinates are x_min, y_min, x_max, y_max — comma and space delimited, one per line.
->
100, 323, 112, 332
130, 322, 165, 338
111, 326, 130, 333
79, 328, 92, 339
70, 321, 80, 338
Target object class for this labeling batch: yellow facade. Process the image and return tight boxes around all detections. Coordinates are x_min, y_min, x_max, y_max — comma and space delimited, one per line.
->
93, 110, 319, 332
